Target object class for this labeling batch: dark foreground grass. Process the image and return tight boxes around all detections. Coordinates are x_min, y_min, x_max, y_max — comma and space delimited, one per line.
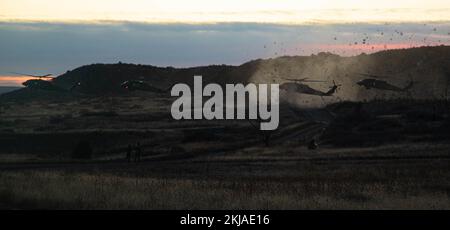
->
0, 162, 449, 209
1, 142, 449, 209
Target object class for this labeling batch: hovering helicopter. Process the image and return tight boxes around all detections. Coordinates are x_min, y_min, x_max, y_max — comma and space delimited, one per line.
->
280, 78, 341, 97
356, 73, 414, 92
121, 80, 173, 94
10, 72, 60, 90
10, 72, 81, 92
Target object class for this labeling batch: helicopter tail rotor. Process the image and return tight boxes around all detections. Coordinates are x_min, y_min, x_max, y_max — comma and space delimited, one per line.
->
330, 80, 342, 92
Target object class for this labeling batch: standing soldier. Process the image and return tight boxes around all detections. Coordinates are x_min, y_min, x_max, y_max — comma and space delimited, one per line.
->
308, 138, 318, 150
126, 144, 132, 162
135, 142, 142, 162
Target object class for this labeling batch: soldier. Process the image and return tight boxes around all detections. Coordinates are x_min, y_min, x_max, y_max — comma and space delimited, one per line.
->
135, 142, 142, 162
308, 139, 318, 150
126, 144, 132, 162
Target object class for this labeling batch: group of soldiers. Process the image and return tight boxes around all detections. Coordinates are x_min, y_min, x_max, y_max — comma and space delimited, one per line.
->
126, 142, 142, 163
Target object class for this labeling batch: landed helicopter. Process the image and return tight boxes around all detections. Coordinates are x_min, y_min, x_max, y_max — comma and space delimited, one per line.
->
356, 73, 414, 93
121, 80, 173, 94
280, 78, 342, 97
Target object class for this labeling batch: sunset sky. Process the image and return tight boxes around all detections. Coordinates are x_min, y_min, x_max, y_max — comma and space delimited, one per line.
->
1, 0, 449, 86
1, 0, 449, 24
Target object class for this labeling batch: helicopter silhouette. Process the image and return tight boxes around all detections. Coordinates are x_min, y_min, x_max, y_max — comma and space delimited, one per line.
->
356, 73, 414, 93
10, 72, 81, 92
280, 78, 342, 97
10, 72, 59, 90
121, 79, 173, 94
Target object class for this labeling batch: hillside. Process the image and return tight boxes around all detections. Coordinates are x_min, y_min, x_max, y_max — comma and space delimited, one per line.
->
2, 46, 449, 104
52, 62, 259, 94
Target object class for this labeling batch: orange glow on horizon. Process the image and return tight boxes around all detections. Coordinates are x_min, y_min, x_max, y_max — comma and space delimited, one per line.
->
312, 43, 425, 55
0, 76, 34, 87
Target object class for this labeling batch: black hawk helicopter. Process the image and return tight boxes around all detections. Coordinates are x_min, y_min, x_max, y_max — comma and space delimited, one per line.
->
11, 72, 54, 88
280, 78, 341, 97
121, 79, 173, 94
11, 72, 81, 92
356, 73, 414, 92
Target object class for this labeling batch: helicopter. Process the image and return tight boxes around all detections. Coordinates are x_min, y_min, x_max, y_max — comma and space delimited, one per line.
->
121, 80, 173, 94
10, 72, 81, 92
10, 72, 60, 90
280, 78, 341, 97
356, 73, 414, 92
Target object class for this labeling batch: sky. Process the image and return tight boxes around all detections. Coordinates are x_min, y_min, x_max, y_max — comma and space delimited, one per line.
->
1, 0, 450, 24
0, 0, 450, 86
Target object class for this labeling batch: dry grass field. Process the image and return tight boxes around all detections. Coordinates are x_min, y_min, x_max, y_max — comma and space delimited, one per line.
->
0, 142, 449, 209
1, 95, 450, 209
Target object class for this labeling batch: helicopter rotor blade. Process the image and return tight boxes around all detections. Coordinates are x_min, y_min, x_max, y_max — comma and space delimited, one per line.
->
10, 72, 53, 78
284, 77, 326, 83
357, 73, 392, 79
41, 74, 53, 78
284, 78, 308, 82
10, 72, 39, 77
304, 80, 327, 83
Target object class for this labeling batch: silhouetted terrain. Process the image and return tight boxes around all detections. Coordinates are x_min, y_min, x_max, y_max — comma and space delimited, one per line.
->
2, 46, 449, 103
1, 46, 450, 209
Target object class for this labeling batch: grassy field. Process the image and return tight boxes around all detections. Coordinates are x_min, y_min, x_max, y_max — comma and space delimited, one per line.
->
1, 142, 449, 209
1, 97, 450, 209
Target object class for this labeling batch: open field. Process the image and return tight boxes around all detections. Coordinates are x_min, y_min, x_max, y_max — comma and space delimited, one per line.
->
1, 93, 450, 209
0, 142, 450, 209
